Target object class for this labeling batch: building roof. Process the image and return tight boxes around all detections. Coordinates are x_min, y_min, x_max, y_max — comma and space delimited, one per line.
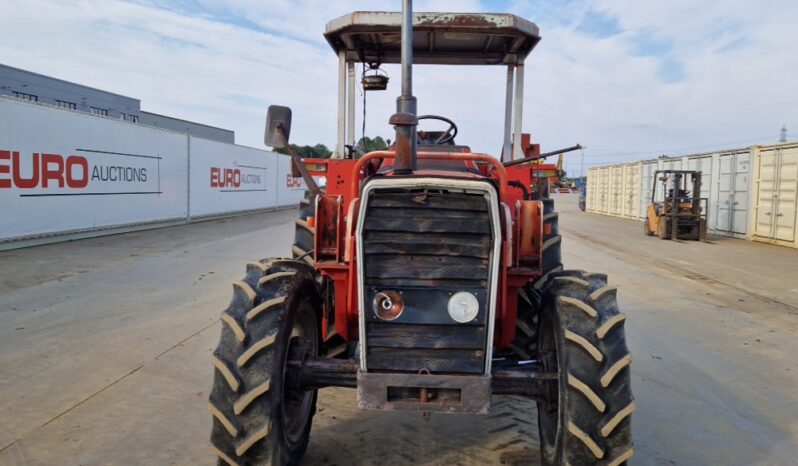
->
0, 63, 139, 103
139, 111, 233, 134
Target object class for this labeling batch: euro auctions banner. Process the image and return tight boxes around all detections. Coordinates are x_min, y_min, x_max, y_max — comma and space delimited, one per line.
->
188, 138, 279, 217
276, 155, 307, 207
0, 97, 188, 240
0, 97, 312, 244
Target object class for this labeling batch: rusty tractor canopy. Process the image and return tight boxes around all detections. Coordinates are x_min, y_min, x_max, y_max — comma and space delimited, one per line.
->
325, 12, 541, 65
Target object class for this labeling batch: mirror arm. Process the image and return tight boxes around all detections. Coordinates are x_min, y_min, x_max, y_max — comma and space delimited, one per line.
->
277, 124, 322, 197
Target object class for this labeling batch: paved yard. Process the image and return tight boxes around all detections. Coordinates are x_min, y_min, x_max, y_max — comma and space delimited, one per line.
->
1, 196, 796, 465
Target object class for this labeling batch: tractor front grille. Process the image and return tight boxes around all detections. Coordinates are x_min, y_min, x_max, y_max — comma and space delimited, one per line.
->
365, 323, 487, 373
359, 187, 496, 374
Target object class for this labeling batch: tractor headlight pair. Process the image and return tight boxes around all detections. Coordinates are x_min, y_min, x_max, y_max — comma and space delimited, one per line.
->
373, 290, 479, 323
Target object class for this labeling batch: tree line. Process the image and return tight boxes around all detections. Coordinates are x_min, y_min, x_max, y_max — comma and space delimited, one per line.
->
274, 136, 390, 159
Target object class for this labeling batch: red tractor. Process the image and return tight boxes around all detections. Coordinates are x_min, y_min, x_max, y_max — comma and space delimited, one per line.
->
208, 3, 634, 465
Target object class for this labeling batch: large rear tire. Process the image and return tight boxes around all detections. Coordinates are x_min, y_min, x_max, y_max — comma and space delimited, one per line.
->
537, 271, 635, 466
209, 259, 321, 466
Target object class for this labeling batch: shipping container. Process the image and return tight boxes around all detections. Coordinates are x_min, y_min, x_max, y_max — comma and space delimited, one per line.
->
586, 166, 611, 214
660, 157, 684, 171
586, 167, 598, 212
601, 167, 611, 213
564, 141, 795, 248
621, 162, 642, 218
594, 166, 611, 213
714, 150, 751, 237
640, 161, 658, 219
608, 165, 624, 216
685, 154, 715, 231
752, 143, 798, 248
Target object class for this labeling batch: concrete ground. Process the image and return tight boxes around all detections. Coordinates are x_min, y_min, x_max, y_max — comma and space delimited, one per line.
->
0, 196, 796, 465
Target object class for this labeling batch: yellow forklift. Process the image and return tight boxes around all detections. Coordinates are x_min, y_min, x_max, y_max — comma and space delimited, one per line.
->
644, 170, 707, 240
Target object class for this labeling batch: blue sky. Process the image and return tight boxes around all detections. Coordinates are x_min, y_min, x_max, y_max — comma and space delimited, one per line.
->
1, 0, 796, 176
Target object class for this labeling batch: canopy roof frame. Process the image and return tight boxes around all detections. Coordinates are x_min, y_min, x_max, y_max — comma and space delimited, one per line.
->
326, 11, 540, 160
325, 12, 540, 66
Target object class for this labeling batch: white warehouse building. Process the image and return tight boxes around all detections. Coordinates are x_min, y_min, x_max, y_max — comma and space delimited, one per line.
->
0, 63, 235, 144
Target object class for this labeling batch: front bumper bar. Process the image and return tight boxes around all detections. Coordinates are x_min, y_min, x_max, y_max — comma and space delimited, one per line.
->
292, 358, 556, 415
358, 371, 492, 414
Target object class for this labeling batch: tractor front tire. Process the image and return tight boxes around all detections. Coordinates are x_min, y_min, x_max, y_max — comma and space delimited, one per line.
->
537, 272, 635, 466
209, 259, 321, 466
512, 197, 563, 358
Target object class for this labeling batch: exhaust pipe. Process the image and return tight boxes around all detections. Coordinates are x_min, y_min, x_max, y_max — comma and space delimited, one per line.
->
391, 0, 417, 174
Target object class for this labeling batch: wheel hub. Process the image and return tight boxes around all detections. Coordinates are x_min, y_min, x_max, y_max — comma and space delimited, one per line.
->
281, 308, 318, 444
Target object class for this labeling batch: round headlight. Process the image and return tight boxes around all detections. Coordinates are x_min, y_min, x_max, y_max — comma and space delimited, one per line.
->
447, 292, 479, 323
373, 291, 404, 321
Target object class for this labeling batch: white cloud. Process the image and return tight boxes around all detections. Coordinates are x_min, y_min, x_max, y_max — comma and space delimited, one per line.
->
511, 0, 798, 173
0, 0, 795, 176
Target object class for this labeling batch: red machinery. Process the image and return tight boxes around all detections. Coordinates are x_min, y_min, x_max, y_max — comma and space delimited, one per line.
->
208, 4, 633, 466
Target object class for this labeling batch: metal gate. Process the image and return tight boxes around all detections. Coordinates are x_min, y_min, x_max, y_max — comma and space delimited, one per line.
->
715, 151, 750, 235
754, 145, 798, 242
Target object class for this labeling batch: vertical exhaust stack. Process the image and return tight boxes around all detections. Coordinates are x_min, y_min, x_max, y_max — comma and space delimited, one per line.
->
391, 0, 417, 174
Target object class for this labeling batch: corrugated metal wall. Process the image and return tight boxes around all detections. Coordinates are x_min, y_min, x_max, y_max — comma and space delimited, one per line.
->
586, 141, 798, 248
608, 165, 624, 216
591, 166, 610, 214
622, 163, 641, 219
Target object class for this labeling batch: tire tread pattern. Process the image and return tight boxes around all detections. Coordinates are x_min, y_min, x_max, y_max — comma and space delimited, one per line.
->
539, 270, 635, 466
209, 258, 318, 466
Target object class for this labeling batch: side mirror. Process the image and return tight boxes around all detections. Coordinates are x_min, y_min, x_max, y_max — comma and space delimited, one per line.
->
264, 105, 292, 149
